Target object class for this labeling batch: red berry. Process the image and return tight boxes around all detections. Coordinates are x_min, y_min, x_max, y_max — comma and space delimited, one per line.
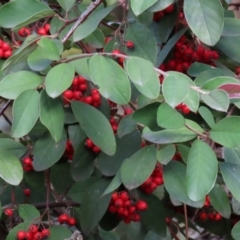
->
25, 232, 33, 240
128, 206, 136, 214
41, 228, 50, 237
92, 93, 101, 102
33, 232, 42, 240
85, 138, 94, 148
72, 90, 82, 100
153, 177, 163, 185
0, 48, 3, 58
37, 28, 47, 35
126, 41, 134, 50
112, 124, 118, 133
92, 146, 101, 153
63, 90, 73, 100
132, 213, 141, 222
79, 83, 87, 91
108, 205, 117, 213
72, 76, 79, 86
68, 217, 76, 226
164, 4, 174, 13
123, 200, 131, 207
136, 200, 148, 211
235, 67, 240, 75
215, 213, 222, 221
124, 108, 133, 115
111, 192, 119, 201
29, 225, 38, 234
150, 182, 158, 191
78, 76, 86, 84
17, 231, 26, 240
3, 50, 12, 58
4, 208, 13, 217
117, 207, 125, 215
112, 49, 121, 55
58, 213, 69, 224
123, 217, 131, 224
18, 27, 31, 37
85, 96, 93, 104
153, 11, 164, 21
91, 88, 99, 95
1, 42, 10, 51
23, 188, 31, 197
119, 191, 129, 201
114, 198, 124, 208
182, 105, 190, 115
44, 23, 50, 33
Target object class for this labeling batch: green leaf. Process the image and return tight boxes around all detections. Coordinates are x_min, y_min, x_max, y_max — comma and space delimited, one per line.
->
0, 138, 27, 158
27, 47, 52, 72
157, 103, 185, 129
216, 36, 240, 63
209, 116, 240, 148
89, 55, 131, 105
0, 0, 54, 29
45, 63, 75, 98
187, 62, 213, 77
70, 143, 95, 182
48, 226, 72, 240
142, 126, 197, 144
163, 161, 204, 207
32, 132, 67, 171
56, 0, 75, 12
202, 76, 238, 90
130, 0, 157, 16
6, 221, 32, 240
202, 89, 229, 112
209, 184, 231, 218
0, 71, 43, 100
222, 18, 240, 36
96, 130, 142, 176
99, 229, 120, 240
162, 71, 190, 108
0, 149, 23, 185
120, 145, 157, 190
232, 221, 240, 240
68, 124, 86, 150
220, 162, 240, 203
102, 171, 122, 196
84, 27, 105, 49
198, 106, 215, 128
123, 21, 158, 64
183, 0, 224, 46
223, 146, 240, 164
73, 5, 116, 42
147, 0, 175, 12
71, 101, 116, 156
156, 144, 176, 165
12, 90, 39, 138
68, 178, 111, 235
117, 115, 137, 138
40, 90, 64, 142
124, 57, 156, 86
186, 140, 218, 201
18, 204, 40, 222
37, 37, 60, 61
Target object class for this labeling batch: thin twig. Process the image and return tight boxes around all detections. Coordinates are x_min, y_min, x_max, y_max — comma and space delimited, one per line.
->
33, 200, 80, 209
61, 0, 103, 43
185, 123, 208, 138
183, 204, 189, 240
0, 100, 11, 116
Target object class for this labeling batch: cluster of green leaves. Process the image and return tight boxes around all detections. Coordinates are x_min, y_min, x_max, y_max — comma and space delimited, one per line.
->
1, 0, 240, 239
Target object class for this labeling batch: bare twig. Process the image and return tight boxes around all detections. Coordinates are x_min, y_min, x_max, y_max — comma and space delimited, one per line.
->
183, 204, 189, 240
0, 100, 11, 116
61, 0, 103, 43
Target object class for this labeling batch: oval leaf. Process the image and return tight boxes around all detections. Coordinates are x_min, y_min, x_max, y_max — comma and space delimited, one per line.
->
0, 71, 43, 99
130, 0, 157, 16
18, 204, 40, 221
232, 221, 240, 240
45, 63, 75, 98
183, 0, 224, 46
186, 140, 218, 201
40, 90, 64, 142
71, 101, 116, 156
120, 145, 157, 190
156, 144, 176, 165
157, 103, 185, 129
12, 90, 40, 138
0, 149, 23, 185
89, 55, 131, 104
210, 116, 240, 148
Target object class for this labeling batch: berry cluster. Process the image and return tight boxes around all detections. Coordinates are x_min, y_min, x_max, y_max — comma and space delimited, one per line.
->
110, 117, 118, 133
37, 24, 50, 36
159, 35, 219, 76
58, 214, 76, 226
176, 102, 190, 115
22, 157, 34, 172
17, 225, 50, 240
64, 140, 74, 160
108, 191, 148, 224
63, 76, 101, 107
153, 4, 174, 22
112, 49, 125, 67
140, 163, 164, 194
0, 39, 12, 59
85, 138, 101, 153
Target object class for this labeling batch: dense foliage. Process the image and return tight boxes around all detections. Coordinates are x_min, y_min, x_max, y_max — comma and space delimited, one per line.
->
1, 0, 240, 239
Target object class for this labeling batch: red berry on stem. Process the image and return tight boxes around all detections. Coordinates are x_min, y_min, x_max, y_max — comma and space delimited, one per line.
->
68, 217, 77, 226
17, 231, 26, 240
85, 138, 94, 148
2, 42, 10, 51
182, 105, 190, 115
41, 228, 50, 237
44, 23, 51, 33
126, 41, 134, 50
112, 49, 121, 55
33, 232, 42, 240
119, 191, 129, 201
24, 188, 31, 197
29, 225, 38, 234
164, 4, 174, 13
136, 200, 148, 211
58, 213, 69, 224
4, 208, 13, 217
63, 90, 73, 100
3, 50, 12, 58
37, 27, 47, 35
18, 27, 31, 37
114, 198, 124, 208
111, 192, 119, 201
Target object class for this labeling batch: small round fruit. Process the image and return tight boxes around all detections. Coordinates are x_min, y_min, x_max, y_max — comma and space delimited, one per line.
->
44, 24, 50, 33
85, 138, 94, 148
126, 41, 134, 50
37, 28, 47, 35
33, 232, 42, 240
136, 200, 148, 211
29, 224, 38, 234
58, 213, 69, 224
18, 27, 31, 37
112, 49, 121, 55
3, 50, 12, 58
63, 90, 73, 100
68, 217, 76, 226
4, 208, 13, 217
182, 105, 190, 115
111, 192, 119, 201
92, 146, 101, 153
164, 4, 174, 13
23, 188, 31, 197
17, 231, 26, 240
1, 42, 11, 51
114, 198, 124, 208
41, 229, 50, 238
119, 191, 129, 201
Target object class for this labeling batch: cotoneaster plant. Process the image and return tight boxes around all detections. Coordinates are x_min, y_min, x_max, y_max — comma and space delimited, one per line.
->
0, 0, 240, 239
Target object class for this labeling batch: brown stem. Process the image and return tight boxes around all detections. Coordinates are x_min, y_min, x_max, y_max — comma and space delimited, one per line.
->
183, 204, 189, 240
61, 0, 103, 43
33, 200, 80, 209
